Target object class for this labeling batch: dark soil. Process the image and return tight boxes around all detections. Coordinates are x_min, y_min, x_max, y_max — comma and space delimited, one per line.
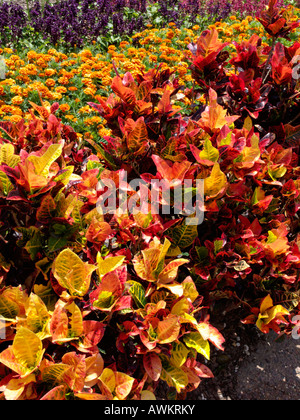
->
187, 302, 300, 400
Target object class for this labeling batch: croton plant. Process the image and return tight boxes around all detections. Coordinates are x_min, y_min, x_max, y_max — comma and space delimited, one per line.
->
0, 0, 299, 400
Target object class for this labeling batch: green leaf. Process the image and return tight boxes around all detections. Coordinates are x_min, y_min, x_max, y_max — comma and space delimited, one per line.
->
16, 227, 43, 261
160, 354, 189, 393
214, 239, 224, 255
167, 221, 198, 249
47, 234, 68, 254
127, 281, 146, 308
0, 170, 13, 195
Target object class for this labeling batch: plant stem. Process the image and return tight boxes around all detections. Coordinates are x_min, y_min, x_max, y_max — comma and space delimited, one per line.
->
262, 36, 277, 84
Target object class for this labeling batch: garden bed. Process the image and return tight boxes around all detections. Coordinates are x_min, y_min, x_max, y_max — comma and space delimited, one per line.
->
0, 0, 299, 401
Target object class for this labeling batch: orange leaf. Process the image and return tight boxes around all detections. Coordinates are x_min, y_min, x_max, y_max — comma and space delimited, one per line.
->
152, 155, 191, 184
196, 28, 226, 57
196, 322, 225, 351
115, 372, 135, 400
61, 352, 86, 392
143, 352, 162, 382
40, 385, 67, 400
200, 88, 238, 132
86, 221, 112, 244
125, 117, 149, 154
111, 76, 136, 106
157, 314, 181, 344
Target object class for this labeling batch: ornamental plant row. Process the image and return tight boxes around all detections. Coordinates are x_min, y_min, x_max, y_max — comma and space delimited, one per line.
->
0, 0, 299, 400
0, 0, 290, 48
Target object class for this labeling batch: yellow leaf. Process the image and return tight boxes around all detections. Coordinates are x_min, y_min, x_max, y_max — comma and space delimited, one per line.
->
41, 363, 74, 387
28, 143, 63, 177
155, 238, 172, 276
243, 116, 253, 132
0, 327, 44, 377
157, 282, 184, 296
74, 392, 107, 400
171, 297, 190, 316
52, 249, 96, 297
200, 88, 239, 132
13, 328, 44, 372
260, 294, 273, 314
160, 355, 189, 393
97, 253, 125, 279
204, 162, 227, 198
66, 302, 83, 338
170, 342, 189, 368
264, 305, 290, 324
0, 170, 13, 195
133, 238, 172, 282
99, 368, 116, 397
256, 295, 290, 332
199, 139, 219, 163
182, 277, 199, 302
24, 293, 50, 339
183, 332, 210, 360
0, 286, 26, 320
0, 143, 20, 168
236, 134, 261, 169
158, 259, 189, 284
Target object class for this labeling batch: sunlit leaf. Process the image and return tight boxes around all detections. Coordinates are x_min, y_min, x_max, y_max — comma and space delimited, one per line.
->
204, 162, 227, 199
52, 249, 96, 297
157, 314, 181, 344
183, 332, 210, 360
0, 327, 44, 377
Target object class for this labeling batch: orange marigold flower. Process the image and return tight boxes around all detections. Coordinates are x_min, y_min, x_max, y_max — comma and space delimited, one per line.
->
55, 86, 67, 94
45, 78, 56, 88
84, 87, 96, 96
11, 96, 23, 105
3, 115, 22, 123
44, 68, 56, 77
36, 58, 47, 68
10, 85, 22, 95
58, 76, 69, 85
27, 51, 38, 61
59, 103, 70, 113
